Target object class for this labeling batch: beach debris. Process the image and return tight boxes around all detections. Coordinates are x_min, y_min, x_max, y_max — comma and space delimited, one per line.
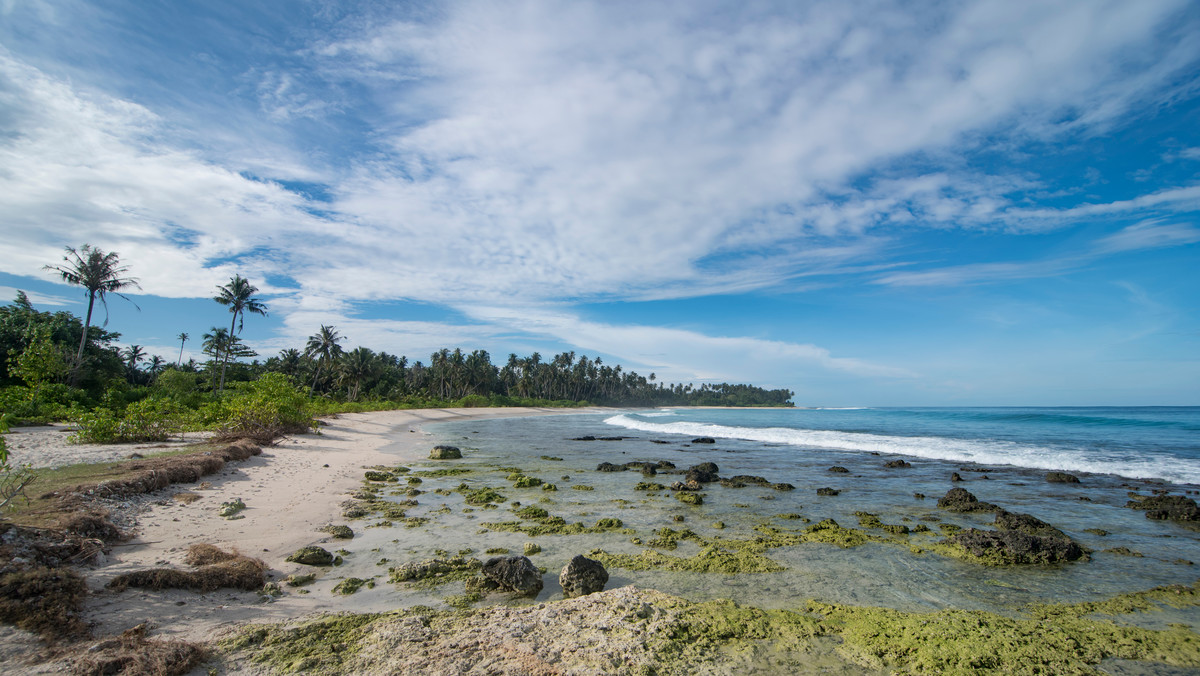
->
884, 460, 912, 469
74, 624, 207, 676
936, 488, 1001, 513
828, 466, 849, 473
560, 555, 608, 598
691, 437, 716, 444
218, 498, 246, 519
480, 555, 543, 596
320, 524, 354, 539
1125, 494, 1200, 523
109, 546, 267, 592
816, 487, 840, 496
1046, 471, 1080, 484
286, 546, 335, 566
429, 445, 462, 460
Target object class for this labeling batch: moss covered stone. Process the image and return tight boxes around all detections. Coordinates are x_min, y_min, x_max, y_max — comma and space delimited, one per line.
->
287, 546, 335, 566
801, 519, 872, 548
388, 556, 482, 587
677, 492, 703, 506
429, 445, 462, 459
331, 577, 371, 595
320, 525, 354, 539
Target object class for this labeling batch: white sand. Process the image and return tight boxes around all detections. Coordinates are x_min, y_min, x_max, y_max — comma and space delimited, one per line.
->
1, 407, 604, 671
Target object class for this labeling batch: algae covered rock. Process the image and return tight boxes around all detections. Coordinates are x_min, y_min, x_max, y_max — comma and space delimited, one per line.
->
828, 466, 849, 473
948, 528, 1085, 565
481, 555, 543, 596
884, 459, 912, 469
1126, 494, 1200, 523
677, 492, 703, 506
388, 556, 482, 583
816, 487, 840, 496
320, 524, 354, 539
1046, 471, 1080, 484
287, 546, 335, 566
559, 555, 608, 598
218, 498, 246, 519
936, 487, 1001, 513
685, 462, 720, 483
691, 437, 716, 444
429, 445, 462, 460
670, 480, 703, 492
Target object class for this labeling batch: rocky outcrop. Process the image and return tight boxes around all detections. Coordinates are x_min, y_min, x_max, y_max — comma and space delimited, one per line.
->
429, 445, 462, 460
691, 437, 716, 444
816, 487, 840, 496
1126, 494, 1200, 523
559, 555, 608, 598
884, 460, 911, 469
481, 555, 543, 596
286, 546, 334, 566
949, 528, 1085, 565
936, 488, 1001, 513
828, 466, 849, 473
670, 480, 703, 492
685, 462, 720, 483
1046, 472, 1080, 484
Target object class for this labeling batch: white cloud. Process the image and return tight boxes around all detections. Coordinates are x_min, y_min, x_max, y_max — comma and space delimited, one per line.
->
0, 286, 75, 306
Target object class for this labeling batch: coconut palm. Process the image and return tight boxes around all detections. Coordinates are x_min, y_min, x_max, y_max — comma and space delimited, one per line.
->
176, 332, 189, 365
305, 324, 343, 395
338, 347, 378, 401
122, 344, 145, 370
43, 244, 140, 381
213, 275, 268, 391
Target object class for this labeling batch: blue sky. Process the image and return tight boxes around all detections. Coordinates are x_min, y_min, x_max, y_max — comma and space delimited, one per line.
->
1, 0, 1198, 405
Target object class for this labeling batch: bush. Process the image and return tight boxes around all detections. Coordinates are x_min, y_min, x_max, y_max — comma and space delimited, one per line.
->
210, 373, 314, 444
72, 397, 194, 443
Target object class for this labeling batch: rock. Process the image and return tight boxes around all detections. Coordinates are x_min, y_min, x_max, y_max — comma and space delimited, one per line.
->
771, 483, 795, 491
828, 466, 849, 473
286, 546, 334, 566
951, 472, 963, 482
596, 462, 625, 472
691, 437, 716, 444
559, 555, 609, 598
728, 475, 770, 486
572, 435, 597, 441
685, 462, 720, 483
994, 510, 1069, 539
429, 445, 462, 460
949, 528, 1085, 565
816, 487, 840, 496
1046, 471, 1080, 484
884, 460, 912, 469
677, 492, 703, 506
320, 524, 354, 539
364, 470, 394, 481
481, 555, 543, 596
936, 488, 1001, 513
655, 460, 677, 470
669, 480, 702, 492
1126, 494, 1200, 522
640, 464, 657, 476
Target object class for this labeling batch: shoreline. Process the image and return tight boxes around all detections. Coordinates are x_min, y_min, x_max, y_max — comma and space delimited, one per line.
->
3, 406, 612, 671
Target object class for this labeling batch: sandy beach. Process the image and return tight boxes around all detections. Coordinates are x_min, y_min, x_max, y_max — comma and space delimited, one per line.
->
4, 407, 603, 673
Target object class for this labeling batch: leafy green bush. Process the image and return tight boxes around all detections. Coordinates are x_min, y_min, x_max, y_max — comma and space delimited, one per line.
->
209, 373, 313, 444
71, 397, 195, 443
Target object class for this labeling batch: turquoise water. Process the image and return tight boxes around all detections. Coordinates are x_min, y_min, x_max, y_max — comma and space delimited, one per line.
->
341, 407, 1200, 622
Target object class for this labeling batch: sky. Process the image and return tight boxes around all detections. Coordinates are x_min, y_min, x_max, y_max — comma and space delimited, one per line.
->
1, 0, 1198, 406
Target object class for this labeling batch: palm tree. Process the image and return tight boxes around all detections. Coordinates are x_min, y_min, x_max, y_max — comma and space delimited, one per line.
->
338, 347, 378, 401
122, 344, 145, 370
147, 355, 166, 382
305, 324, 343, 395
43, 244, 140, 382
176, 332, 189, 365
213, 275, 268, 391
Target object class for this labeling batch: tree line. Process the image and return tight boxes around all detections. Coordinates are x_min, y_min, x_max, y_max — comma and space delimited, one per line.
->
0, 245, 794, 421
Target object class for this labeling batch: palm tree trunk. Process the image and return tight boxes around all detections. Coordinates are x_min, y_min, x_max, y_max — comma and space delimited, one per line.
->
71, 292, 97, 385
219, 312, 237, 391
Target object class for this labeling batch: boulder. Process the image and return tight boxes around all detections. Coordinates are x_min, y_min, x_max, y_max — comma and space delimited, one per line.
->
596, 462, 625, 472
1046, 472, 1080, 484
286, 546, 334, 566
691, 437, 717, 444
670, 480, 703, 492
728, 475, 770, 485
884, 460, 912, 469
949, 528, 1085, 565
936, 488, 1001, 513
816, 487, 840, 496
429, 445, 462, 460
1126, 494, 1200, 522
951, 472, 963, 482
828, 466, 849, 473
994, 510, 1068, 539
481, 555, 543, 596
559, 555, 609, 598
685, 462, 720, 483
771, 483, 795, 491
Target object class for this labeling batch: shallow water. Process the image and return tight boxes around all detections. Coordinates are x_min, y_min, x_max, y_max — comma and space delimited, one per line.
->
327, 410, 1200, 628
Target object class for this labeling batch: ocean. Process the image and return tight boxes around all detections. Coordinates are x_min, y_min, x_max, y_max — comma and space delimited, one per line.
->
352, 406, 1200, 621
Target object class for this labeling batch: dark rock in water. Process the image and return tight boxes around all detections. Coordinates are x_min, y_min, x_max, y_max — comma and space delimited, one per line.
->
641, 464, 657, 476
670, 480, 703, 492
936, 488, 1001, 513
994, 510, 1068, 539
286, 546, 334, 566
596, 462, 625, 472
655, 460, 677, 470
598, 436, 628, 441
949, 528, 1085, 565
913, 493, 925, 500
884, 460, 912, 469
1046, 471, 1080, 484
771, 483, 795, 491
429, 445, 462, 460
481, 555, 543, 596
817, 487, 840, 496
1084, 528, 1109, 536
719, 478, 747, 488
951, 472, 963, 482
691, 437, 717, 444
685, 462, 720, 483
559, 555, 609, 598
651, 440, 671, 444
1126, 494, 1200, 522
828, 466, 849, 473
572, 436, 597, 441
728, 475, 770, 485
677, 492, 703, 506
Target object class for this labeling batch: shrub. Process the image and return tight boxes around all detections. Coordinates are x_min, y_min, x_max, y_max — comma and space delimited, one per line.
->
211, 373, 314, 444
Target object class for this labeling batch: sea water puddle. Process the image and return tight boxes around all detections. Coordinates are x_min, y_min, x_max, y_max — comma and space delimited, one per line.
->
327, 412, 1200, 625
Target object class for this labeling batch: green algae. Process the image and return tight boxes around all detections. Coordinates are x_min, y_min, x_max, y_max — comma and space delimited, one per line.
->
223, 612, 380, 674
541, 483, 558, 491
387, 556, 482, 588
480, 519, 635, 537
319, 524, 354, 539
677, 492, 703, 506
485, 547, 509, 554
285, 573, 316, 587
523, 542, 541, 555
648, 527, 705, 550
331, 577, 373, 595
456, 484, 507, 505
363, 470, 394, 482
635, 482, 666, 491
512, 475, 544, 488
540, 455, 563, 461
414, 468, 473, 477
801, 519, 873, 548
444, 591, 483, 609
595, 518, 624, 529
588, 544, 786, 574
571, 484, 594, 491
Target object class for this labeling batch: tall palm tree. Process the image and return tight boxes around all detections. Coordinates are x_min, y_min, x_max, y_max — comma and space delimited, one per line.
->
43, 244, 140, 382
305, 324, 343, 395
338, 347, 378, 401
213, 275, 268, 391
176, 332, 189, 365
122, 344, 145, 370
